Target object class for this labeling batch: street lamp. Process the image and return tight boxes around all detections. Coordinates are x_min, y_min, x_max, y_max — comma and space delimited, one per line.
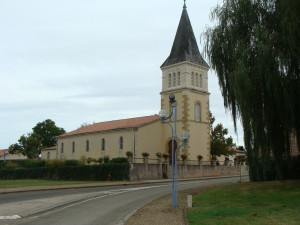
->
159, 95, 190, 208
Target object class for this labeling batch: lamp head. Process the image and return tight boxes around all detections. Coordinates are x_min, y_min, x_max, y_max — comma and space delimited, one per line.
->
158, 110, 168, 119
181, 131, 190, 142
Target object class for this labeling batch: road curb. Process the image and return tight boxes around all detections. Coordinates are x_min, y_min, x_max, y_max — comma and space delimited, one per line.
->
0, 175, 246, 194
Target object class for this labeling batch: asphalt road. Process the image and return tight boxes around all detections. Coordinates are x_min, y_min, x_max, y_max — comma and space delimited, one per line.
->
0, 177, 242, 225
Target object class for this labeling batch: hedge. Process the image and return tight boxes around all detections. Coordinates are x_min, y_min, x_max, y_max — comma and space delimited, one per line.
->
0, 164, 130, 181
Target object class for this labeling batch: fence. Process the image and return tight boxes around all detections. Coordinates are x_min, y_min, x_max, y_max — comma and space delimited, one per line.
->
129, 158, 249, 181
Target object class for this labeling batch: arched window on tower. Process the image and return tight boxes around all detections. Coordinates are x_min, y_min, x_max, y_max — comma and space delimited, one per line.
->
191, 72, 195, 86
195, 103, 201, 122
168, 74, 172, 88
172, 73, 176, 87
200, 74, 203, 88
195, 73, 199, 87
177, 72, 180, 86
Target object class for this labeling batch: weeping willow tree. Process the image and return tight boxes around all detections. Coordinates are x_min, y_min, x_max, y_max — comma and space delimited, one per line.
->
204, 0, 300, 181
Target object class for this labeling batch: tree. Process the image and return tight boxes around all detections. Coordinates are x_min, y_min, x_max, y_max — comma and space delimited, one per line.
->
210, 113, 234, 157
204, 0, 300, 180
9, 133, 41, 159
9, 119, 65, 158
32, 119, 65, 148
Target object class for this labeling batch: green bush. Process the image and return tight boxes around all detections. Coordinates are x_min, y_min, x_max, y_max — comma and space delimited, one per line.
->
110, 157, 128, 164
103, 155, 110, 164
3, 161, 20, 169
46, 159, 65, 168
24, 160, 46, 168
64, 160, 80, 167
0, 164, 130, 181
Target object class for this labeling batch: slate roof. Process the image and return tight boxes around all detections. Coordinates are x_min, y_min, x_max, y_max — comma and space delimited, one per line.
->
161, 4, 209, 68
59, 115, 160, 138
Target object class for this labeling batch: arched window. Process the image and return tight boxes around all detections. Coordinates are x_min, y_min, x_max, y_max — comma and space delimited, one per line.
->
177, 72, 180, 86
61, 142, 64, 153
172, 73, 176, 87
119, 136, 123, 150
168, 74, 172, 88
72, 141, 75, 153
101, 138, 105, 151
195, 103, 201, 122
200, 74, 203, 88
86, 140, 89, 152
191, 72, 194, 86
195, 73, 199, 87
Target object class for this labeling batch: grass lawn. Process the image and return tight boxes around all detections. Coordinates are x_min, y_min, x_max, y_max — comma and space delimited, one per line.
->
186, 180, 300, 225
0, 179, 93, 188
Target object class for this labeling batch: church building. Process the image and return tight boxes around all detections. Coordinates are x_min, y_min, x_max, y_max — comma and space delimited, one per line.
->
50, 2, 211, 163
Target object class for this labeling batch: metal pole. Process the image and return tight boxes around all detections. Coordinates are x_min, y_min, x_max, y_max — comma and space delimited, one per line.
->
171, 124, 175, 208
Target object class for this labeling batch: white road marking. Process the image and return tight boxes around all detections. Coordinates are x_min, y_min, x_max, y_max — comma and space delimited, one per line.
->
0, 215, 21, 220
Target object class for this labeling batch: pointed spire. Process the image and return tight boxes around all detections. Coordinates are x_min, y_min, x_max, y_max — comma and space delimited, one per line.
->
161, 3, 209, 68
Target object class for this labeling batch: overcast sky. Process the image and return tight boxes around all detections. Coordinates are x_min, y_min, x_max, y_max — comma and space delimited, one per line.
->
0, 0, 244, 149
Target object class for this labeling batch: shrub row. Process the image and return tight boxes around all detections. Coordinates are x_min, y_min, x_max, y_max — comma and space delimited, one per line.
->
0, 158, 128, 169
0, 163, 130, 181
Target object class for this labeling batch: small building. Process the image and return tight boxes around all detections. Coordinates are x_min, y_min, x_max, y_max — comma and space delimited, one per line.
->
41, 146, 57, 160
0, 149, 27, 161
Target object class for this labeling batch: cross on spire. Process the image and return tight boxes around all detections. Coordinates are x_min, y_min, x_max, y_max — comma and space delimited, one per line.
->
183, 0, 187, 9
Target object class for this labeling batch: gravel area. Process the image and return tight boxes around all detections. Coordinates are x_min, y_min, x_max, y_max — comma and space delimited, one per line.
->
125, 185, 218, 225
125, 194, 188, 225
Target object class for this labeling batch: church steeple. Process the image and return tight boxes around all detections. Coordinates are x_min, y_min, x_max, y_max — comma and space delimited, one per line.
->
161, 2, 209, 68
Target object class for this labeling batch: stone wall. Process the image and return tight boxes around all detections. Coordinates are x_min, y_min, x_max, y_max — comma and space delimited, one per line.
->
129, 163, 248, 181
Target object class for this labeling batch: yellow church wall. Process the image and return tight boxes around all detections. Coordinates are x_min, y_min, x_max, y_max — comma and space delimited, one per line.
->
57, 129, 135, 161
133, 121, 164, 160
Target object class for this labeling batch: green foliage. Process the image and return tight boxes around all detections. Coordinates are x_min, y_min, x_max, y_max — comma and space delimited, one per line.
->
2, 161, 20, 170
210, 112, 234, 157
110, 157, 128, 164
103, 155, 110, 164
249, 156, 300, 181
9, 119, 65, 159
45, 160, 65, 168
98, 157, 103, 164
64, 160, 80, 167
9, 133, 41, 159
24, 160, 46, 168
32, 119, 65, 148
0, 164, 130, 181
204, 0, 300, 180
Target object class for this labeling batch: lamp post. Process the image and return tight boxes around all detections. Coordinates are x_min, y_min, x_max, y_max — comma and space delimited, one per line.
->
159, 95, 190, 208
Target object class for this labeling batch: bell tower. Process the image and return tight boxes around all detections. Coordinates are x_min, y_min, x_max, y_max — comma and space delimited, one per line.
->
160, 2, 210, 160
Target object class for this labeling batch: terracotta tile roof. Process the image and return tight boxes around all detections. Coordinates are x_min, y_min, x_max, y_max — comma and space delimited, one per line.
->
59, 115, 160, 138
41, 146, 57, 151
0, 149, 8, 157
